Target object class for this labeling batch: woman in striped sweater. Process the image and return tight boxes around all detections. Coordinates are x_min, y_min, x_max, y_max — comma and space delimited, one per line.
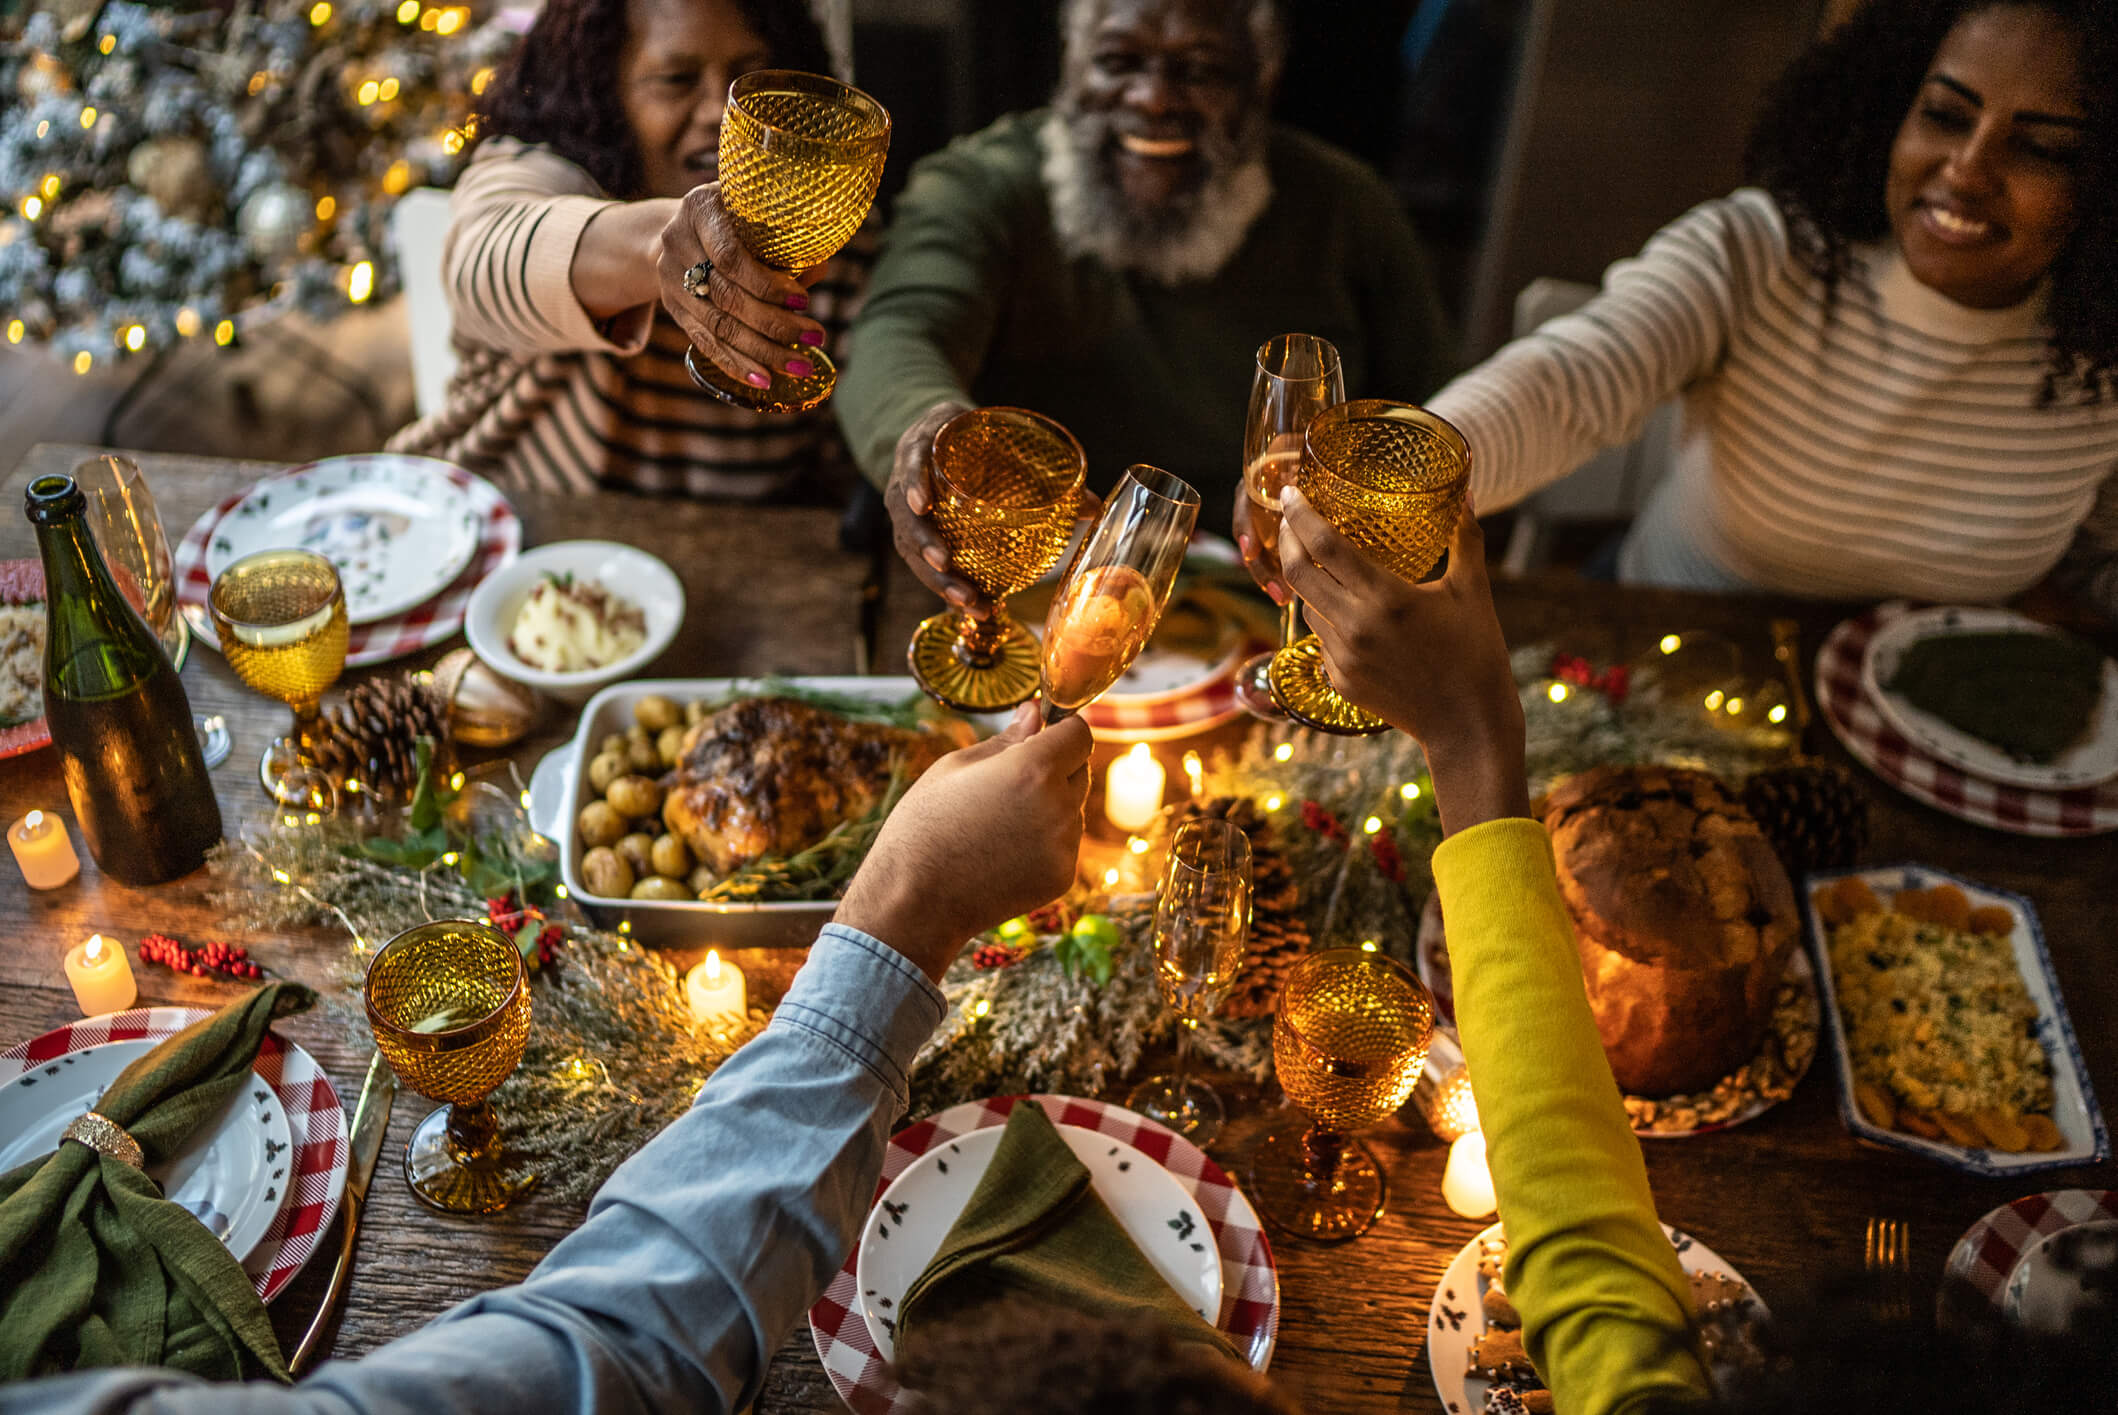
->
1248, 0, 2118, 618
387, 0, 870, 500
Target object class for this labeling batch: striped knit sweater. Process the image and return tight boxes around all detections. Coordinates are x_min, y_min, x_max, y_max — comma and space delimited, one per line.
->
387, 139, 870, 500
1430, 188, 2118, 617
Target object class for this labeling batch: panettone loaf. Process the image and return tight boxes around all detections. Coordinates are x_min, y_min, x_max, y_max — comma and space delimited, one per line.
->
1541, 765, 1798, 1096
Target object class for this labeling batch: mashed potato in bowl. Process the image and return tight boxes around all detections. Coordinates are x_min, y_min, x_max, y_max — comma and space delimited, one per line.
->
508, 574, 646, 674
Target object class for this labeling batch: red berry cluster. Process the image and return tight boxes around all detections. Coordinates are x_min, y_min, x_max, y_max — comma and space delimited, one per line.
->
1025, 900, 1077, 935
971, 943, 1022, 970
1301, 799, 1349, 846
137, 932, 264, 980
1369, 830, 1405, 883
486, 895, 566, 969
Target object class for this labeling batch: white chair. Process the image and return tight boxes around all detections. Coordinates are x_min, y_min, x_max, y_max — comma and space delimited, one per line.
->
1497, 276, 1679, 576
389, 187, 458, 420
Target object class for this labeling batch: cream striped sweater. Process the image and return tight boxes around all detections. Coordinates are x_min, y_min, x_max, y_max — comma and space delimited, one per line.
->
387, 139, 870, 500
1430, 189, 2118, 616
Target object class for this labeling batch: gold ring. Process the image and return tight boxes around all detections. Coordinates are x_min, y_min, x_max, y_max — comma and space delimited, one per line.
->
63, 1111, 146, 1170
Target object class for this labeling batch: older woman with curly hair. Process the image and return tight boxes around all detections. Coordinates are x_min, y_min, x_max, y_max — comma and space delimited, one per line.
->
1245, 0, 2118, 618
388, 0, 870, 499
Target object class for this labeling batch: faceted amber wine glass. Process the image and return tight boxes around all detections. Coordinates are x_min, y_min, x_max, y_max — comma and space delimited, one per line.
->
1266, 401, 1470, 735
1250, 948, 1434, 1242
208, 549, 348, 805
1233, 334, 1343, 720
1038, 465, 1201, 722
908, 407, 1086, 712
685, 69, 890, 414
365, 920, 535, 1214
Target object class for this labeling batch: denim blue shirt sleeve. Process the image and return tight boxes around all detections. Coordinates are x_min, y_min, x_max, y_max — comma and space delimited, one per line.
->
0, 924, 946, 1415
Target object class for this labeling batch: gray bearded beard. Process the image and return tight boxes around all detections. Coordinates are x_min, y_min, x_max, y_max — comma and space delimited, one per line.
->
1039, 109, 1273, 286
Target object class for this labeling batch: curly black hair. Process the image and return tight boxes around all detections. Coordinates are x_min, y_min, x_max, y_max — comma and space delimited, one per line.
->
1745, 0, 2116, 404
474, 0, 833, 200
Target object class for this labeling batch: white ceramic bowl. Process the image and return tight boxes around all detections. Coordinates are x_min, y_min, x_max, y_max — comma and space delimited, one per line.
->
464, 541, 684, 705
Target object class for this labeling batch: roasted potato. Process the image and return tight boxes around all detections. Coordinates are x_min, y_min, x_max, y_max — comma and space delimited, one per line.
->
600, 732, 628, 758
587, 750, 629, 794
581, 845, 634, 898
630, 875, 692, 901
634, 693, 681, 732
577, 800, 627, 848
684, 697, 712, 726
687, 863, 718, 896
615, 832, 655, 877
605, 774, 664, 820
625, 733, 662, 773
650, 834, 691, 879
657, 725, 686, 768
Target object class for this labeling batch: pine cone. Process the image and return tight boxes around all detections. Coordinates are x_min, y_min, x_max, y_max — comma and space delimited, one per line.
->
1741, 757, 1870, 879
312, 671, 449, 800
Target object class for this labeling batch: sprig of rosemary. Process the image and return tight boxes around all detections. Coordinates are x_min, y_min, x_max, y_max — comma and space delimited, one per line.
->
699, 758, 912, 902
700, 678, 939, 732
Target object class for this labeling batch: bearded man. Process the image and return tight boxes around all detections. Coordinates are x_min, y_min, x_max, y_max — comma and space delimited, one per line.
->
835, 0, 1453, 613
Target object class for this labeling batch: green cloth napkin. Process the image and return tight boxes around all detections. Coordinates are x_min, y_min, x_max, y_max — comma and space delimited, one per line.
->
0, 982, 314, 1385
894, 1101, 1238, 1362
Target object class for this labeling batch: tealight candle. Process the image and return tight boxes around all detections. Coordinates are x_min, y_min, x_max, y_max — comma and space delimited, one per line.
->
9, 810, 81, 890
1442, 1129, 1497, 1219
1104, 742, 1165, 832
685, 949, 746, 1033
64, 934, 137, 1017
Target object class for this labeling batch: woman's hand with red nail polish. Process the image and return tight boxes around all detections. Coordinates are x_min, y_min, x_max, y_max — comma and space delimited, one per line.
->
656, 181, 829, 392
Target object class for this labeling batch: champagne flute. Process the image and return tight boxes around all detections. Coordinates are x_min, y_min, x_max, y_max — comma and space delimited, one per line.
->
365, 919, 535, 1214
1233, 335, 1344, 720
1127, 818, 1251, 1144
1038, 465, 1201, 723
208, 549, 349, 806
907, 407, 1085, 712
1266, 400, 1470, 735
1250, 948, 1434, 1242
684, 69, 890, 413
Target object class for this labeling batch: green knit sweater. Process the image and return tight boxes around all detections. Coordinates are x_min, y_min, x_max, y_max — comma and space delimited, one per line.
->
835, 111, 1455, 522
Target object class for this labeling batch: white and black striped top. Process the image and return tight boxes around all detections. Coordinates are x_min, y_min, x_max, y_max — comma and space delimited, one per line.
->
387, 139, 871, 501
1431, 188, 2118, 615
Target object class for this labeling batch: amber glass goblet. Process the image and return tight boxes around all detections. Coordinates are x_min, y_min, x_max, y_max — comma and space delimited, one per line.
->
907, 407, 1085, 712
1038, 465, 1200, 723
208, 549, 349, 805
1232, 334, 1343, 720
366, 919, 535, 1214
684, 69, 890, 414
1266, 401, 1470, 735
1250, 948, 1434, 1242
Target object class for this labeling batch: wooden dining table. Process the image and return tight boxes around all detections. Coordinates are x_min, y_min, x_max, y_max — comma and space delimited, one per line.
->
3, 441, 2114, 1414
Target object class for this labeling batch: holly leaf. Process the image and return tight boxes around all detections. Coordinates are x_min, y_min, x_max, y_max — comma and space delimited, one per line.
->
406, 738, 457, 833
1052, 927, 1113, 987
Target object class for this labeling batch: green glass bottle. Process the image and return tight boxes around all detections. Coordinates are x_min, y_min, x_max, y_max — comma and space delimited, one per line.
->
26, 474, 222, 883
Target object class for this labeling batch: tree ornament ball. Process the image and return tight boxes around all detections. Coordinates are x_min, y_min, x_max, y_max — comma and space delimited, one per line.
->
127, 138, 220, 223
237, 183, 315, 264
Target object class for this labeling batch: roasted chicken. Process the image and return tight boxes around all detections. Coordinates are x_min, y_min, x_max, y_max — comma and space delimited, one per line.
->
662, 697, 970, 876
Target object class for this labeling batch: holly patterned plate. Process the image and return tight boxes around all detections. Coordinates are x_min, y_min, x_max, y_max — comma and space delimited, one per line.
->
203, 454, 483, 624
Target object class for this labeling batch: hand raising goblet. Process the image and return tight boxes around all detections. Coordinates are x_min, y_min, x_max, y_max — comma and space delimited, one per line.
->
1267, 400, 1470, 735
684, 70, 890, 414
1250, 948, 1434, 1242
907, 407, 1086, 713
1038, 465, 1200, 723
366, 919, 535, 1214
1233, 334, 1343, 720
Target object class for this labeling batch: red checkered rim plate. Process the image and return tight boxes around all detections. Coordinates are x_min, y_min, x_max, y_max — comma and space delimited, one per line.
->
1815, 602, 2118, 837
1946, 1189, 2118, 1311
0, 1006, 350, 1304
174, 459, 520, 669
808, 1093, 1280, 1413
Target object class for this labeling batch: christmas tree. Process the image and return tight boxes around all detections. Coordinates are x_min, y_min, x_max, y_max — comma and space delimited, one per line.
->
0, 0, 513, 374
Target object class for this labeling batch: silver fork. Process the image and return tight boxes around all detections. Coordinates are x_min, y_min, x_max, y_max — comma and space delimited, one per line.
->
1865, 1216, 1911, 1320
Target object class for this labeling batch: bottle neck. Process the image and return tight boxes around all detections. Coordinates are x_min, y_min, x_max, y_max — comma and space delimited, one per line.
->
35, 504, 166, 699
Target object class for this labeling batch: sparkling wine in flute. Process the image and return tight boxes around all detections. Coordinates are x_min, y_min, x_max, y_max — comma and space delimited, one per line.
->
1040, 564, 1157, 712
1243, 448, 1303, 581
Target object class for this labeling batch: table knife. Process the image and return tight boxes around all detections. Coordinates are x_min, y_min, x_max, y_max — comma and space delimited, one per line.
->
290, 1051, 396, 1375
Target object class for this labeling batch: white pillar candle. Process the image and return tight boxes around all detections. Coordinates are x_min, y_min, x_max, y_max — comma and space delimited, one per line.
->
1103, 743, 1166, 832
1442, 1129, 1497, 1219
685, 949, 746, 1033
9, 810, 81, 890
64, 934, 137, 1017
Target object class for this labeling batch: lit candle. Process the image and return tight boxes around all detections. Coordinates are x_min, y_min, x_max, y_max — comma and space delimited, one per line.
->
1104, 743, 1165, 832
684, 949, 746, 1033
64, 934, 137, 1016
1442, 1129, 1497, 1219
9, 810, 81, 890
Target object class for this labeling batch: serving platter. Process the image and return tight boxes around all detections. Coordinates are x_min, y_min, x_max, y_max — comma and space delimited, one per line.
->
1802, 864, 2107, 1177
0, 558, 50, 759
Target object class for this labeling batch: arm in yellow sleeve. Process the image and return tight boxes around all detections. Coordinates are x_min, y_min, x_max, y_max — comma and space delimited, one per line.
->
1431, 818, 1712, 1415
